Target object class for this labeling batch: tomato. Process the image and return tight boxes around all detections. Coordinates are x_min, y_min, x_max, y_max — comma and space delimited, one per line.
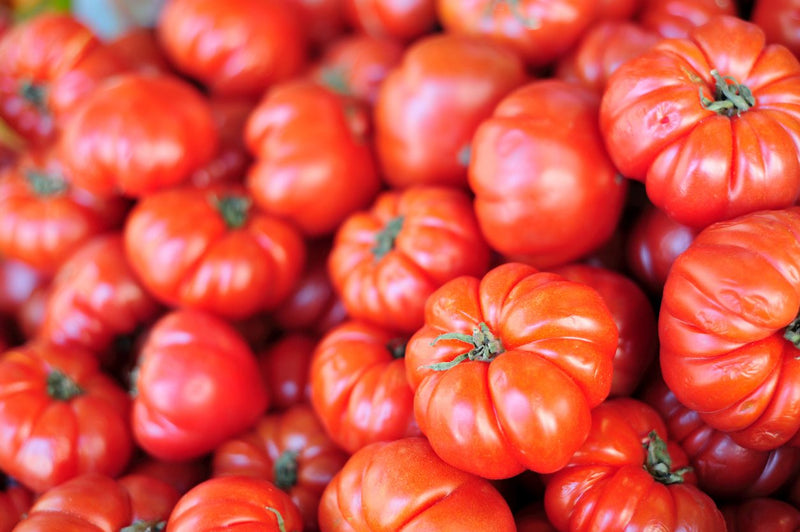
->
329, 186, 490, 333
375, 33, 526, 189
167, 476, 303, 532
722, 498, 800, 532
59, 73, 218, 198
551, 263, 657, 397
38, 234, 161, 355
132, 310, 268, 461
0, 148, 128, 276
259, 334, 315, 410
0, 341, 133, 493
470, 79, 627, 269
0, 257, 45, 316
124, 184, 306, 320
157, 0, 307, 98
659, 207, 800, 450
601, 15, 800, 229
345, 0, 436, 42
106, 27, 173, 76
319, 437, 516, 531
0, 476, 31, 532
642, 375, 800, 499
405, 262, 617, 478
436, 0, 596, 68
213, 404, 349, 531
595, 0, 642, 19
639, 0, 738, 38
125, 455, 211, 495
555, 20, 659, 93
751, 0, 800, 59
246, 80, 381, 237
515, 503, 557, 532
544, 398, 726, 531
289, 0, 347, 47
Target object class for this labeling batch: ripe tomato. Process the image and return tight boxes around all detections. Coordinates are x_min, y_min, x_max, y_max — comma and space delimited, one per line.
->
375, 33, 526, 189
405, 262, 618, 478
319, 437, 516, 531
722, 498, 800, 532
601, 15, 800, 229
289, 0, 347, 47
258, 334, 315, 410
106, 28, 173, 76
595, 0, 642, 19
515, 503, 557, 532
751, 0, 800, 59
132, 310, 268, 461
345, 0, 436, 42
0, 476, 31, 532
639, 0, 738, 38
659, 207, 800, 450
125, 455, 211, 495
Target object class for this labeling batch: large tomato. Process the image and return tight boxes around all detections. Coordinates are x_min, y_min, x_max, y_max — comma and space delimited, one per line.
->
659, 207, 800, 450
405, 262, 617, 478
722, 498, 800, 532
132, 310, 268, 461
375, 33, 526, 189
0, 476, 31, 532
601, 15, 800, 229
639, 0, 738, 38
124, 184, 305, 320
470, 79, 627, 269
0, 342, 132, 493
319, 437, 516, 532
345, 0, 436, 42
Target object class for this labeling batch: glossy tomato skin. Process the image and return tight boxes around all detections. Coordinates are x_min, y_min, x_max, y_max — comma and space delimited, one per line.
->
722, 498, 800, 532
0, 342, 133, 493
345, 0, 436, 42
552, 263, 657, 397
319, 437, 516, 532
158, 0, 307, 98
124, 184, 305, 320
544, 399, 726, 531
751, 0, 800, 59
659, 207, 800, 450
375, 33, 526, 189
470, 79, 627, 269
246, 80, 381, 237
167, 476, 303, 532
329, 186, 491, 333
601, 16, 800, 229
132, 310, 268, 461
59, 74, 218, 198
258, 334, 315, 410
0, 477, 31, 532
289, 0, 347, 47
106, 28, 173, 76
213, 404, 349, 531
405, 262, 618, 478
639, 0, 738, 38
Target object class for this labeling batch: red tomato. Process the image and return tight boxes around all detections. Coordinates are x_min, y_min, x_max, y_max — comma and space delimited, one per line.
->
470, 79, 627, 269
516, 503, 557, 532
167, 476, 303, 532
601, 15, 800, 229
258, 334, 315, 410
0, 257, 45, 316
246, 80, 381, 237
310, 320, 420, 454
751, 0, 800, 59
328, 186, 491, 333
345, 0, 436, 42
132, 310, 268, 461
0, 476, 31, 532
405, 262, 618, 478
375, 33, 526, 189
106, 27, 173, 76
289, 0, 347, 47
157, 0, 308, 98
125, 455, 211, 495
59, 74, 218, 198
124, 184, 306, 320
213, 404, 349, 531
0, 342, 133, 493
639, 0, 738, 38
319, 437, 516, 531
660, 207, 800, 450
544, 398, 726, 531
722, 498, 800, 532
595, 0, 642, 19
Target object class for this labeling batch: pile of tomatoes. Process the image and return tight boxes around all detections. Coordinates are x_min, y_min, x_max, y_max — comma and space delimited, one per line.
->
0, 0, 799, 530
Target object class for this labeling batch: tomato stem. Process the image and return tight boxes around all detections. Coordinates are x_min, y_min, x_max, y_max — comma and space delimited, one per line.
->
319, 67, 350, 96
25, 170, 67, 197
121, 520, 166, 532
426, 322, 504, 370
699, 70, 755, 116
457, 145, 471, 167
784, 313, 800, 349
387, 338, 406, 359
211, 194, 251, 230
265, 506, 288, 532
19, 80, 48, 112
274, 450, 299, 490
372, 216, 404, 260
643, 430, 691, 485
488, 0, 540, 29
47, 369, 84, 401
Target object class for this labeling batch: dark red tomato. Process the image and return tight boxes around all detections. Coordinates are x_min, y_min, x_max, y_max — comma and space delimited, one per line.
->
309, 34, 404, 106
167, 476, 303, 532
106, 27, 173, 76
0, 13, 128, 145
213, 404, 349, 531
246, 79, 381, 237
289, 0, 347, 47
59, 73, 219, 198
639, 0, 738, 38
132, 310, 268, 461
375, 33, 526, 189
625, 203, 698, 294
158, 0, 308, 98
118, 473, 182, 527
595, 0, 642, 19
258, 334, 315, 410
555, 20, 659, 93
319, 437, 516, 531
0, 148, 128, 276
38, 234, 161, 354
345, 0, 436, 42
0, 341, 133, 493
0, 257, 44, 316
515, 503, 557, 532
125, 455, 211, 495
311, 320, 419, 454
437, 0, 596, 68
469, 79, 627, 269
0, 476, 31, 532
642, 375, 800, 499
124, 184, 306, 320
723, 498, 800, 532
751, 0, 800, 59
552, 263, 657, 397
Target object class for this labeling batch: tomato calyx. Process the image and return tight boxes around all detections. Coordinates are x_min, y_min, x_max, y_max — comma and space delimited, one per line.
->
643, 430, 691, 485
426, 322, 505, 370
457, 145, 471, 167
486, 0, 540, 29
19, 80, 48, 112
274, 450, 299, 490
46, 369, 84, 400
265, 506, 289, 532
121, 520, 166, 532
387, 337, 406, 359
784, 312, 800, 350
25, 169, 68, 197
372, 216, 404, 260
211, 194, 252, 230
699, 70, 755, 117
319, 67, 350, 97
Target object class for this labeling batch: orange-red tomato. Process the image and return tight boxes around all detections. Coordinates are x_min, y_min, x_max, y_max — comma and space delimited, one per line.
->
639, 0, 738, 38
345, 0, 437, 42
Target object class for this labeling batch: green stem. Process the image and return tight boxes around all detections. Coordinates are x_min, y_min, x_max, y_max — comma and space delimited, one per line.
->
643, 430, 691, 485
319, 67, 350, 96
121, 521, 165, 532
274, 450, 299, 491
265, 506, 288, 532
426, 323, 504, 371
372, 216, 404, 260
25, 170, 67, 196
699, 70, 755, 116
785, 312, 800, 351
19, 80, 48, 111
210, 194, 251, 230
487, 0, 540, 29
46, 369, 84, 400
386, 338, 406, 359
457, 145, 471, 167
